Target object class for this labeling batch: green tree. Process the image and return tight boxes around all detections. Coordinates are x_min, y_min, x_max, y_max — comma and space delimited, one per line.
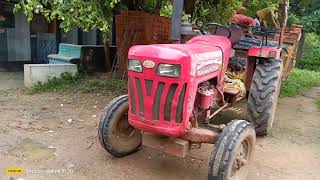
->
13, 0, 123, 42
192, 0, 242, 25
301, 10, 320, 34
13, 0, 176, 42
191, 0, 281, 26
288, 0, 320, 34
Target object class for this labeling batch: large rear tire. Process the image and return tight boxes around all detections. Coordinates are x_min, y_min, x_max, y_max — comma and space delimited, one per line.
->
247, 59, 283, 135
208, 120, 256, 180
98, 95, 142, 157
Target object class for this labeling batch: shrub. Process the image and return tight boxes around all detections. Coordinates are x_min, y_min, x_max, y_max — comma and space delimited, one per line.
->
298, 33, 320, 72
281, 69, 320, 97
29, 73, 127, 94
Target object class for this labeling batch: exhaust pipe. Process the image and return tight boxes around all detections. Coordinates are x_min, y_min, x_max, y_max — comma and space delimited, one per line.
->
180, 128, 219, 144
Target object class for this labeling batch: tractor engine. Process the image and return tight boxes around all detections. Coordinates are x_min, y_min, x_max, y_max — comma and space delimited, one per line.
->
197, 81, 216, 110
127, 36, 232, 137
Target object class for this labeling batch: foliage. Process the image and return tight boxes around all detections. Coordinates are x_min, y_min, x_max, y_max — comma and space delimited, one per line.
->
13, 0, 175, 41
282, 33, 320, 97
30, 72, 84, 93
280, 69, 320, 97
243, 0, 281, 17
79, 79, 127, 93
192, 0, 241, 25
287, 13, 300, 26
300, 0, 320, 14
13, 0, 120, 41
289, 0, 320, 15
298, 33, 320, 72
192, 0, 281, 26
300, 60, 320, 72
29, 72, 127, 94
300, 10, 320, 35
160, 1, 173, 17
141, 0, 171, 15
288, 0, 320, 34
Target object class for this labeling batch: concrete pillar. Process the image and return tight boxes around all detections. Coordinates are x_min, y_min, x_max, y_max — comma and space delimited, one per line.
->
170, 0, 184, 42
7, 10, 31, 61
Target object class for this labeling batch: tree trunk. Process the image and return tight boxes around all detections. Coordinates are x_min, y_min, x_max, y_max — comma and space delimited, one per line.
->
103, 33, 112, 72
184, 0, 197, 14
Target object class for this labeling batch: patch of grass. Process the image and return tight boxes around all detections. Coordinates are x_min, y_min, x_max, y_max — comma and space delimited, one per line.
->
280, 69, 320, 97
79, 79, 127, 93
316, 99, 320, 110
29, 72, 83, 94
28, 72, 127, 94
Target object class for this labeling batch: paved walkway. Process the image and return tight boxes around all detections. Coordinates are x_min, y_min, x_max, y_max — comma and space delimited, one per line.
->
0, 72, 24, 90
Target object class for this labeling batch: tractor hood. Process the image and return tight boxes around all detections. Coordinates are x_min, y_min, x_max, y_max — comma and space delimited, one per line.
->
128, 35, 231, 63
129, 43, 222, 62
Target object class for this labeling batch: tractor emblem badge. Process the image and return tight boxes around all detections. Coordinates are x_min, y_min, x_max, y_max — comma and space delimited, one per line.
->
143, 60, 155, 69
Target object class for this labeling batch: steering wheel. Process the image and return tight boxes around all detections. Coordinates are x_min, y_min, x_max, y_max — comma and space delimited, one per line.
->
202, 23, 232, 38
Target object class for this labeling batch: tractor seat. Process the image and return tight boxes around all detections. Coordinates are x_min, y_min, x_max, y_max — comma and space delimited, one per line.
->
228, 25, 243, 45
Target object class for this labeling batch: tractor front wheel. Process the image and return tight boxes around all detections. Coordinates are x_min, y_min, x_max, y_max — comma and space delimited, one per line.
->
208, 120, 256, 180
247, 59, 283, 135
98, 95, 142, 157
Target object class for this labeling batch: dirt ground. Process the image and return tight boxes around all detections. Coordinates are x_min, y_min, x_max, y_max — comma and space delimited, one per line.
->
0, 87, 319, 180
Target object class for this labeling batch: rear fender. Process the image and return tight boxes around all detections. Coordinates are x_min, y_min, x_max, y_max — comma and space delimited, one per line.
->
248, 46, 282, 59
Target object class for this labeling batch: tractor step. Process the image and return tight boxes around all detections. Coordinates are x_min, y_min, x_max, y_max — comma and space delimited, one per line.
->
142, 132, 190, 158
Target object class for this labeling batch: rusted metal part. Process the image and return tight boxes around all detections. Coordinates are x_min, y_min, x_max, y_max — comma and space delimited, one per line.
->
245, 57, 256, 90
216, 85, 226, 105
206, 109, 211, 119
208, 103, 229, 119
282, 25, 304, 79
279, 0, 289, 46
190, 116, 198, 128
180, 128, 219, 144
208, 124, 226, 131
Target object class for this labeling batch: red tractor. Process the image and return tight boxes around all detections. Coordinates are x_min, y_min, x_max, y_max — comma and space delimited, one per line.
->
98, 1, 288, 179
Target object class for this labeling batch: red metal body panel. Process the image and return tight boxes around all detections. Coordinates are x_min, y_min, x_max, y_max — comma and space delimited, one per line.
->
248, 46, 282, 59
127, 36, 232, 137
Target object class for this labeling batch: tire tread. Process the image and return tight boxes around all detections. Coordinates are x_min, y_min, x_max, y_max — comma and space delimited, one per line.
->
208, 120, 255, 180
247, 59, 282, 135
98, 95, 142, 157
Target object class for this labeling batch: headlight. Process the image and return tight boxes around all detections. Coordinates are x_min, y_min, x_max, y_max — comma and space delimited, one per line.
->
128, 59, 142, 72
156, 64, 181, 77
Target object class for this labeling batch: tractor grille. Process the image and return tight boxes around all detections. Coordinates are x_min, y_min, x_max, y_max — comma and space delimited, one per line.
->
129, 78, 187, 123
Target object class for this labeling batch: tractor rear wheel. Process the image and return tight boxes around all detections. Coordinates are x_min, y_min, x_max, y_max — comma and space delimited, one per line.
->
247, 59, 283, 135
208, 120, 256, 180
98, 95, 142, 157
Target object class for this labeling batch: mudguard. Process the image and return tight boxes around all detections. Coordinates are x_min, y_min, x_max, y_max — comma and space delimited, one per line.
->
248, 46, 282, 59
